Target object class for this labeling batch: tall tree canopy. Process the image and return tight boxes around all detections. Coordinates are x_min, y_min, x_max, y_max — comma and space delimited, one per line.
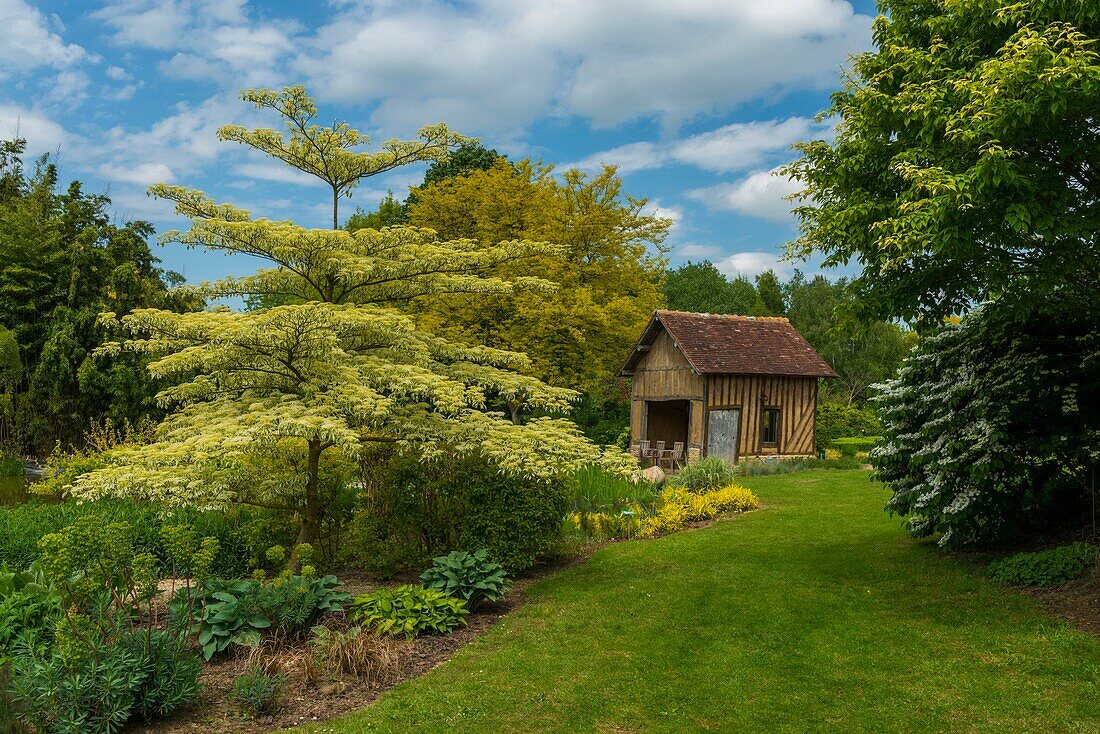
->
663, 261, 765, 316
785, 0, 1100, 324
0, 139, 198, 453
404, 159, 670, 400
74, 87, 628, 550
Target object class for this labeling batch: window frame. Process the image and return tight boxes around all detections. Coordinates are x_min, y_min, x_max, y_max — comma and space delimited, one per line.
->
761, 407, 781, 447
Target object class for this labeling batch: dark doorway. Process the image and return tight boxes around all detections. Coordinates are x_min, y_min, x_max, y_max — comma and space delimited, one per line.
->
644, 399, 689, 451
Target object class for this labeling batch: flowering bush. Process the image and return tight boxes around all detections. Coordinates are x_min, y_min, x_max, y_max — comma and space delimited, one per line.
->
641, 484, 758, 537
873, 303, 1100, 549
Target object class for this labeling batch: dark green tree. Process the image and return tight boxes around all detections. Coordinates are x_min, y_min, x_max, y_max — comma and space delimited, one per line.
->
754, 270, 786, 315
422, 141, 505, 187
345, 190, 409, 230
0, 140, 201, 453
663, 261, 764, 315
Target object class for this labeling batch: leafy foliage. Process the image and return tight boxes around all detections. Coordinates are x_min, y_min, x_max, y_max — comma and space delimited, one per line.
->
0, 140, 201, 454
0, 562, 60, 655
663, 261, 765, 316
420, 550, 509, 611
350, 585, 468, 638
873, 303, 1100, 548
173, 572, 348, 660
406, 159, 670, 398
230, 665, 286, 718
72, 87, 631, 552
784, 0, 1100, 324
669, 457, 738, 493
815, 402, 881, 452
570, 464, 658, 514
0, 495, 291, 579
344, 452, 571, 575
987, 543, 1098, 587
640, 484, 759, 537
5, 518, 203, 733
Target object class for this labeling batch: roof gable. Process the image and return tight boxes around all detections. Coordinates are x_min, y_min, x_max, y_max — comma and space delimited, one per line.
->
620, 310, 838, 378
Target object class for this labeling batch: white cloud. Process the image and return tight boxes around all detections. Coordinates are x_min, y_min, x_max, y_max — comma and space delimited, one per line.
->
99, 162, 175, 186
91, 0, 191, 51
567, 117, 832, 175
94, 1, 297, 86
0, 0, 87, 74
675, 243, 722, 260
715, 251, 791, 279
686, 168, 804, 222
297, 0, 871, 132
0, 104, 69, 156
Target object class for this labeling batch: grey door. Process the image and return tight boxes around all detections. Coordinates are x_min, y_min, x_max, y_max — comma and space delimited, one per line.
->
707, 409, 740, 462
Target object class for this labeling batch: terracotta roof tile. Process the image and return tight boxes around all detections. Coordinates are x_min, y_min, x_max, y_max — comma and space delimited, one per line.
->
620, 310, 838, 378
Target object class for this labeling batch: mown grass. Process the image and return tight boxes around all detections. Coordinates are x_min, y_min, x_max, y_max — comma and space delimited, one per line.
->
292, 470, 1100, 733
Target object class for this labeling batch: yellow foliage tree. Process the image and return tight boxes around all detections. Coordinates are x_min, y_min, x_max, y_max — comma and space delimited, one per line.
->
72, 87, 631, 550
404, 159, 670, 409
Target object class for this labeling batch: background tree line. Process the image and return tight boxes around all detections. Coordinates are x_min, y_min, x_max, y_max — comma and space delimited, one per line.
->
338, 141, 907, 446
0, 138, 201, 456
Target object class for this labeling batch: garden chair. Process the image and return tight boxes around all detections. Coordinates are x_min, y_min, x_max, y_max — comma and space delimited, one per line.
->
667, 442, 685, 469
653, 441, 666, 468
630, 443, 642, 460
639, 440, 651, 459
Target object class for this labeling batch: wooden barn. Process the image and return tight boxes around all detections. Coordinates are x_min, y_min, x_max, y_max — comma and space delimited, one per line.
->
619, 310, 837, 463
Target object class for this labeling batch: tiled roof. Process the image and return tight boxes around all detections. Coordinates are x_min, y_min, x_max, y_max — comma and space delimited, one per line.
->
620, 310, 838, 378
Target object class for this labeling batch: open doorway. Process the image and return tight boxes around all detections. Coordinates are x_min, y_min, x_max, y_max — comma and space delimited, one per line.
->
644, 399, 689, 455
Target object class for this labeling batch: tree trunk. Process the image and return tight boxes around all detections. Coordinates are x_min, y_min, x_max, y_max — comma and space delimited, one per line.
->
332, 186, 340, 230
291, 439, 323, 571
507, 400, 523, 426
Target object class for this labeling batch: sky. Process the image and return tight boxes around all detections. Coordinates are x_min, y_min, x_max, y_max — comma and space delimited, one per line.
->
1, 0, 880, 288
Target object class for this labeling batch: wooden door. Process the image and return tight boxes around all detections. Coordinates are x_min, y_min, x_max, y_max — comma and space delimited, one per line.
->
706, 408, 740, 462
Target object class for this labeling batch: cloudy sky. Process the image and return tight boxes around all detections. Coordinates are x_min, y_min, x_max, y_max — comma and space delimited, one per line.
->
2, 0, 877, 286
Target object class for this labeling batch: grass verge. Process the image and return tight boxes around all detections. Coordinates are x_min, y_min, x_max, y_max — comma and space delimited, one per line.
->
291, 470, 1100, 734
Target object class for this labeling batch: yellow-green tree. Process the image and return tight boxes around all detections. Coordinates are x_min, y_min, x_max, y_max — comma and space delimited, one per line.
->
404, 159, 670, 409
72, 87, 630, 550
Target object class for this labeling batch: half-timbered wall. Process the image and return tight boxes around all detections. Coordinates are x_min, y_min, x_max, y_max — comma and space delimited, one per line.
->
705, 374, 818, 457
627, 331, 821, 459
628, 330, 705, 451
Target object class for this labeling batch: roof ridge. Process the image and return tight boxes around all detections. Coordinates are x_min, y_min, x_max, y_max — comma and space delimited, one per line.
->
657, 309, 790, 324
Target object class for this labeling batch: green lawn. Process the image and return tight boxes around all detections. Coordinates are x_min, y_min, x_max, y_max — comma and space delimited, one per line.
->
295, 470, 1100, 733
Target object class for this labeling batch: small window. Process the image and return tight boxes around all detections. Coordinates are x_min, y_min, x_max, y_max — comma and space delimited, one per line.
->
761, 408, 780, 445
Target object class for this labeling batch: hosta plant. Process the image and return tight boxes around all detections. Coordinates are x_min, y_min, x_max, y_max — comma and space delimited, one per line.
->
172, 573, 349, 660
349, 585, 467, 638
420, 549, 509, 611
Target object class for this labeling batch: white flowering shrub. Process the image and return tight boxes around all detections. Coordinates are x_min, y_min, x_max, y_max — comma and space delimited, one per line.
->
872, 304, 1100, 548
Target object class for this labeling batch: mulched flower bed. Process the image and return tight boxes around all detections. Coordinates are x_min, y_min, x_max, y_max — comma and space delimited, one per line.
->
127, 562, 580, 733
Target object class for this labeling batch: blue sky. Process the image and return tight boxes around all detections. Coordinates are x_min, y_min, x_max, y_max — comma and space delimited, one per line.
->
2, 0, 879, 287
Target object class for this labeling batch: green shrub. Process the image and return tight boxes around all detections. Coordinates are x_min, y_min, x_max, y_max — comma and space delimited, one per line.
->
0, 562, 61, 655
344, 452, 569, 574
5, 517, 204, 733
669, 457, 738, 493
172, 572, 349, 660
0, 453, 21, 478
0, 499, 294, 577
815, 402, 881, 451
116, 630, 202, 722
420, 549, 509, 611
987, 543, 1098, 587
231, 665, 286, 718
349, 585, 468, 638
10, 632, 147, 734
831, 437, 880, 456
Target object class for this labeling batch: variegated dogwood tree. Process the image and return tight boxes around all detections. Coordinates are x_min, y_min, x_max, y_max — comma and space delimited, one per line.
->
72, 87, 632, 551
